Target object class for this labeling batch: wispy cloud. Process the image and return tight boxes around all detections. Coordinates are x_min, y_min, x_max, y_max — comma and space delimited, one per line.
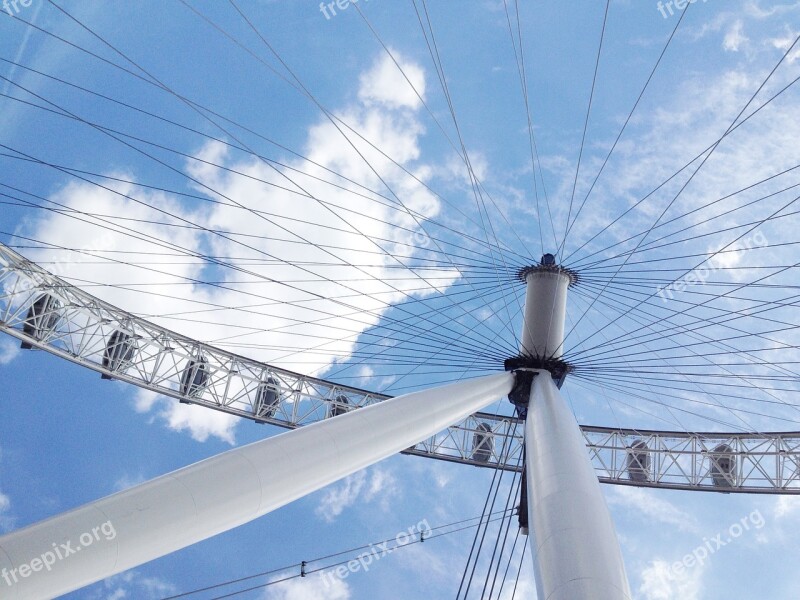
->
639, 559, 704, 600
315, 466, 399, 523
609, 487, 700, 533
85, 569, 177, 599
263, 574, 350, 600
774, 494, 800, 519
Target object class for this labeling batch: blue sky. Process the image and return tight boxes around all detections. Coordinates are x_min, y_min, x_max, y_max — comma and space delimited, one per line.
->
1, 1, 800, 598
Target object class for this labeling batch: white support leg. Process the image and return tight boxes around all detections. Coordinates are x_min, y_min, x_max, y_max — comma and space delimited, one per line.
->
518, 258, 631, 599
525, 371, 631, 599
0, 372, 513, 600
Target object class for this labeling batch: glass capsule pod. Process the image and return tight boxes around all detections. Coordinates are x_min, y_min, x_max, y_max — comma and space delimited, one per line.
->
180, 356, 209, 401
101, 330, 136, 379
20, 294, 62, 349
254, 376, 281, 420
626, 439, 651, 483
329, 394, 350, 418
472, 423, 494, 463
710, 443, 736, 488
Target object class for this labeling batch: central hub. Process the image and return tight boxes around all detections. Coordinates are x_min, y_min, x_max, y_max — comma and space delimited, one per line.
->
515, 254, 579, 286
505, 254, 578, 412
515, 254, 577, 361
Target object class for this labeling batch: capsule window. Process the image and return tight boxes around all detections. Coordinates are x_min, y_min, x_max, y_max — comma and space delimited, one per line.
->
255, 376, 281, 419
329, 394, 350, 418
21, 294, 62, 349
180, 356, 209, 400
101, 331, 136, 379
626, 439, 651, 483
472, 423, 494, 463
710, 443, 736, 488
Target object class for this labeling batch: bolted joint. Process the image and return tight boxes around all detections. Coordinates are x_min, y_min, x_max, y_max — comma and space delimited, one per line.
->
504, 355, 573, 393
505, 367, 537, 419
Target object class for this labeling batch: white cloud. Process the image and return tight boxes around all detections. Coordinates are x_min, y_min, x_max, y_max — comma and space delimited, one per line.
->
316, 470, 368, 523
90, 570, 176, 600
608, 487, 699, 533
358, 50, 425, 109
768, 28, 800, 63
133, 389, 160, 414
159, 400, 239, 445
315, 466, 398, 523
134, 389, 238, 445
363, 466, 399, 511
0, 491, 13, 531
775, 494, 800, 518
0, 492, 10, 515
0, 336, 20, 365
19, 53, 451, 445
723, 20, 749, 52
0, 446, 13, 532
112, 473, 147, 493
499, 576, 535, 600
262, 573, 350, 600
639, 559, 704, 600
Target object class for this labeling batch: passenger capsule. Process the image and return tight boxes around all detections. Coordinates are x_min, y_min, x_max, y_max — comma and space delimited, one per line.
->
710, 443, 736, 488
472, 423, 494, 463
329, 394, 350, 418
254, 376, 281, 419
180, 356, 209, 401
101, 331, 136, 379
626, 439, 651, 482
20, 294, 62, 349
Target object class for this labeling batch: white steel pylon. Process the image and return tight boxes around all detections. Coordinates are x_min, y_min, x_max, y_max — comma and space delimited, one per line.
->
0, 373, 513, 599
518, 255, 632, 599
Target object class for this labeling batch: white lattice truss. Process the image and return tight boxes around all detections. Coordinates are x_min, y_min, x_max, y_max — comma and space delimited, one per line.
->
1, 242, 798, 494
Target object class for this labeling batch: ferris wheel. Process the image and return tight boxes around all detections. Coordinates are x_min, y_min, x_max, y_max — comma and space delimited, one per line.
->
0, 1, 799, 599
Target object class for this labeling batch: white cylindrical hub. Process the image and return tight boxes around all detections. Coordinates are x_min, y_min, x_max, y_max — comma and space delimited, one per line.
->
519, 268, 572, 359
525, 371, 631, 600
0, 372, 513, 600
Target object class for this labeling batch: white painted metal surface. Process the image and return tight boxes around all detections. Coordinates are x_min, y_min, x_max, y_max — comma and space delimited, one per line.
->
519, 268, 571, 359
526, 371, 632, 600
0, 372, 513, 600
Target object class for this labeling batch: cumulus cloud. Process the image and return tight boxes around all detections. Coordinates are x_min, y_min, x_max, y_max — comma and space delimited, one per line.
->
262, 573, 350, 600
639, 559, 704, 600
358, 49, 426, 109
133, 389, 238, 445
19, 52, 452, 444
